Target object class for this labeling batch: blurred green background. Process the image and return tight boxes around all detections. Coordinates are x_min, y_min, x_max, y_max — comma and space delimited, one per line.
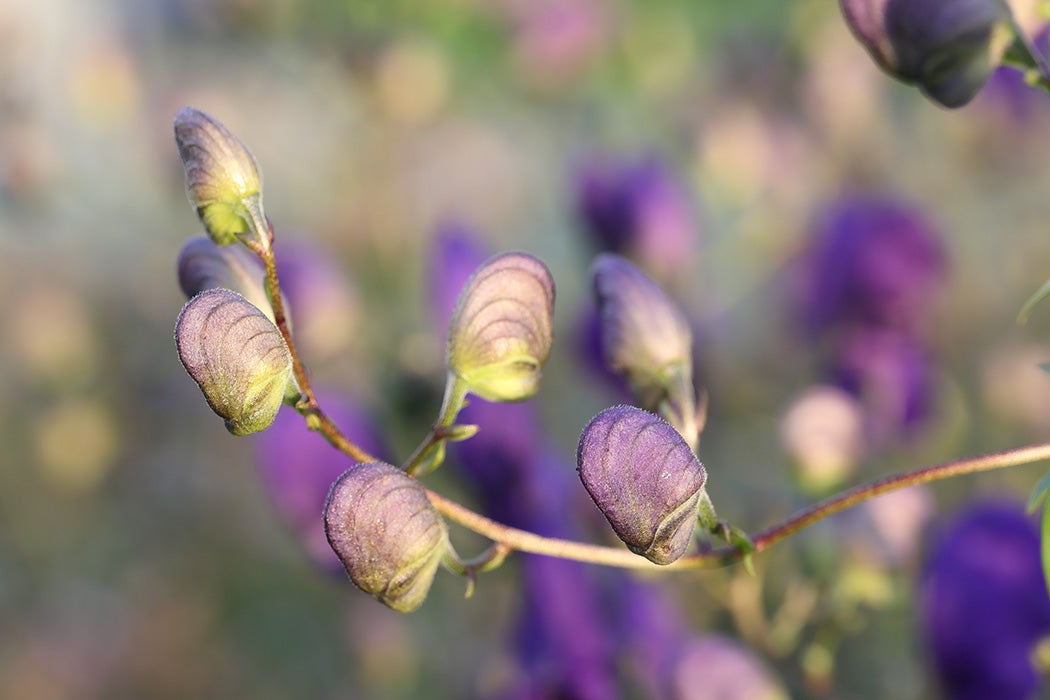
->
5, 0, 1050, 698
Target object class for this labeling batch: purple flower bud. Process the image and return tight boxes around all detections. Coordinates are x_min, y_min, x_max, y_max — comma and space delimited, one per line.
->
840, 0, 1013, 108
592, 253, 694, 413
447, 252, 555, 402
174, 288, 293, 435
577, 405, 707, 564
920, 500, 1050, 700
176, 235, 278, 324
173, 107, 264, 245
324, 462, 449, 613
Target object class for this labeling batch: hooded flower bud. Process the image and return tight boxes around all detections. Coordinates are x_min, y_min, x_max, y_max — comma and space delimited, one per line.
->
577, 405, 707, 564
175, 288, 293, 435
324, 462, 449, 613
173, 107, 264, 245
840, 0, 1013, 108
176, 235, 278, 324
592, 254, 693, 410
447, 252, 555, 402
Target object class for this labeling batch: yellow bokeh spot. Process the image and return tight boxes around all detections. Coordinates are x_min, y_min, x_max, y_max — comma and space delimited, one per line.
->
375, 38, 450, 125
9, 285, 100, 387
34, 397, 119, 494
69, 37, 141, 128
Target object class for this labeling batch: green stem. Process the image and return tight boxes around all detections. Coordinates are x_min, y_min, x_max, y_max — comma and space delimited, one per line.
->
404, 373, 469, 476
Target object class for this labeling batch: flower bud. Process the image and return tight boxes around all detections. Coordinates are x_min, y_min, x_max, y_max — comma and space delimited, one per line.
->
447, 252, 555, 402
324, 462, 449, 613
173, 107, 264, 245
176, 235, 277, 324
175, 288, 293, 435
592, 254, 693, 409
840, 0, 1013, 108
577, 405, 707, 564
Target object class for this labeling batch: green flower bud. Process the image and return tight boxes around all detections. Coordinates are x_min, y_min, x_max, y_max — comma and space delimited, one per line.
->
175, 288, 292, 435
577, 405, 707, 565
177, 235, 280, 325
173, 107, 265, 245
447, 252, 555, 402
324, 462, 449, 613
592, 254, 694, 410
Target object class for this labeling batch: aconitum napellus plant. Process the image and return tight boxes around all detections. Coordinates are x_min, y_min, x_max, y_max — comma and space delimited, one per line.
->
168, 2, 1050, 694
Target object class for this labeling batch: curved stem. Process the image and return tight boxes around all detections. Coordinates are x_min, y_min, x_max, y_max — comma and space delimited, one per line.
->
425, 489, 724, 570
428, 441, 1050, 570
245, 213, 1050, 573
747, 441, 1050, 553
250, 222, 378, 464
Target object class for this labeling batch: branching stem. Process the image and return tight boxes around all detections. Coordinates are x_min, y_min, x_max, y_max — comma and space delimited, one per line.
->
248, 223, 1050, 574
427, 442, 1050, 570
250, 222, 378, 464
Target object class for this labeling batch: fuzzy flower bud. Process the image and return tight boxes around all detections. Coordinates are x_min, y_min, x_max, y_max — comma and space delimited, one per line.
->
176, 235, 278, 324
447, 252, 555, 402
173, 107, 264, 245
840, 0, 1013, 108
175, 288, 292, 435
577, 405, 707, 564
324, 462, 449, 613
592, 254, 693, 410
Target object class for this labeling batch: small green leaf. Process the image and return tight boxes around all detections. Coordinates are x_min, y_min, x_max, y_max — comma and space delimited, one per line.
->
1018, 277, 1050, 325
442, 424, 479, 442
1028, 471, 1050, 513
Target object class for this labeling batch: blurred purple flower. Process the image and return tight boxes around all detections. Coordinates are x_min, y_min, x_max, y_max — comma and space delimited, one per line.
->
428, 220, 493, 339
670, 636, 788, 700
793, 195, 947, 442
798, 195, 946, 335
613, 576, 691, 697
830, 327, 935, 440
574, 156, 697, 279
253, 392, 387, 572
572, 300, 633, 400
920, 500, 1050, 700
273, 240, 361, 363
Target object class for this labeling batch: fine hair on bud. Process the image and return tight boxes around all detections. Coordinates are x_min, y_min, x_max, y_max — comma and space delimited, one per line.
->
447, 252, 555, 402
324, 462, 449, 613
577, 405, 707, 564
175, 288, 293, 435
173, 107, 264, 245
